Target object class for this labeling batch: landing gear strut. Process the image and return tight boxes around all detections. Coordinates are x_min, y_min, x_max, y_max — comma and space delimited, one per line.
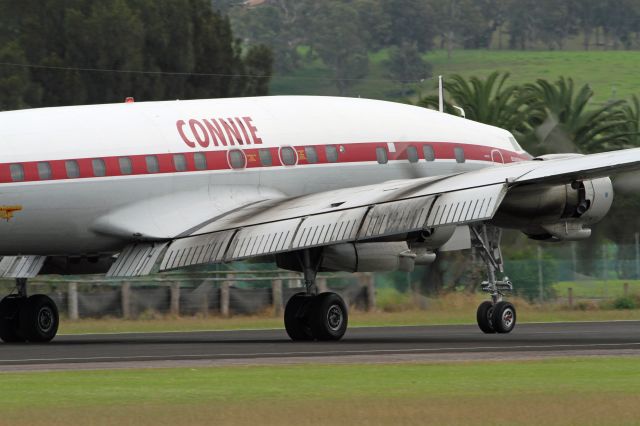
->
471, 225, 517, 334
0, 278, 59, 343
283, 249, 348, 341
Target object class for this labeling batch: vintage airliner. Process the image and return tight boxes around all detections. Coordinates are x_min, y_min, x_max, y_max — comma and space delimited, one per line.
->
0, 94, 634, 343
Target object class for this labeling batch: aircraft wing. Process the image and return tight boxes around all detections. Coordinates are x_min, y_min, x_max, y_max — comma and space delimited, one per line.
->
107, 147, 640, 277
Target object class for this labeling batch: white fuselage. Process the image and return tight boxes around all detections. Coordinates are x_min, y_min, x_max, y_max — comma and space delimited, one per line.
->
0, 96, 529, 256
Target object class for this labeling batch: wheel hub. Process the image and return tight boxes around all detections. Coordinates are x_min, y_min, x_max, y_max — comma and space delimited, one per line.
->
326, 304, 343, 331
37, 306, 53, 332
501, 308, 514, 328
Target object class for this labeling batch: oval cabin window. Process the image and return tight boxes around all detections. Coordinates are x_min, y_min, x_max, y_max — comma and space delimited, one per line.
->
280, 146, 297, 166
92, 159, 106, 177
376, 147, 388, 164
65, 160, 80, 178
10, 164, 24, 181
119, 157, 132, 175
229, 149, 246, 169
423, 145, 435, 162
37, 162, 51, 180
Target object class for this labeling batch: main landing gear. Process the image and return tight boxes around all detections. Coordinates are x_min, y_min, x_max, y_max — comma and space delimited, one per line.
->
472, 225, 517, 334
0, 278, 59, 343
284, 250, 348, 341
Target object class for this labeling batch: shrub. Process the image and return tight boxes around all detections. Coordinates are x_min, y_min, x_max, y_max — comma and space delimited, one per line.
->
613, 296, 637, 310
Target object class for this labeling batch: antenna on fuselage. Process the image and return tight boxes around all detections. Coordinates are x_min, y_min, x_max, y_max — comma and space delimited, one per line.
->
438, 75, 444, 113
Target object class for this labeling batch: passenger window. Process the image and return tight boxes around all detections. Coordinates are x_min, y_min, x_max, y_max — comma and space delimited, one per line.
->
454, 147, 466, 163
146, 155, 159, 173
258, 149, 272, 166
119, 157, 132, 175
173, 154, 187, 172
194, 153, 207, 170
407, 145, 419, 163
229, 149, 246, 169
65, 160, 80, 178
37, 162, 51, 180
92, 159, 106, 177
280, 146, 297, 166
325, 145, 338, 163
10, 164, 24, 181
376, 147, 388, 164
304, 146, 318, 164
423, 145, 435, 161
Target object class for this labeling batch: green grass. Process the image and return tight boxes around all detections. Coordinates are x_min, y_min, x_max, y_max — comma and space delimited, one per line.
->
2, 358, 640, 425
554, 280, 640, 298
271, 49, 640, 104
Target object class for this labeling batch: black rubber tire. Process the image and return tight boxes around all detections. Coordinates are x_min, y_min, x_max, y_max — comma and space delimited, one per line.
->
476, 301, 496, 334
0, 297, 26, 343
491, 301, 516, 334
19, 294, 59, 343
284, 292, 314, 341
309, 292, 348, 341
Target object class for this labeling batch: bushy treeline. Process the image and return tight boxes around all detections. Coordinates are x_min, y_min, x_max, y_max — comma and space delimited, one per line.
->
225, 0, 640, 92
0, 0, 273, 110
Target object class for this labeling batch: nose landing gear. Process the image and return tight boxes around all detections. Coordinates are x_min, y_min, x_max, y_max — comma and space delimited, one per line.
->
0, 279, 59, 343
472, 225, 517, 334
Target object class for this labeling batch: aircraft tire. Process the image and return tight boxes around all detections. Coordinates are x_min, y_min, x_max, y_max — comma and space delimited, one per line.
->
476, 301, 496, 334
0, 296, 26, 343
19, 294, 59, 343
491, 301, 516, 334
309, 292, 348, 341
284, 292, 314, 341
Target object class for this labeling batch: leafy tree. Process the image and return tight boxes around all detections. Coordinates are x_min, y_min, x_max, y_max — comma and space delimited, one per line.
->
310, 1, 369, 95
418, 72, 530, 135
0, 42, 38, 110
384, 42, 432, 97
0, 0, 273, 110
230, 0, 306, 73
382, 0, 437, 52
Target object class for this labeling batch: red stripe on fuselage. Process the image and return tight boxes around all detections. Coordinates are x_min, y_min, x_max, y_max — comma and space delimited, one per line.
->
0, 141, 531, 184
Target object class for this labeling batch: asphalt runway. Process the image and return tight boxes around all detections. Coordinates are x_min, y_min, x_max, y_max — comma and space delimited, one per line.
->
1, 321, 639, 371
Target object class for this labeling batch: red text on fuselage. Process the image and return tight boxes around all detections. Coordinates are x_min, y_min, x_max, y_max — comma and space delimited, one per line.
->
177, 117, 263, 148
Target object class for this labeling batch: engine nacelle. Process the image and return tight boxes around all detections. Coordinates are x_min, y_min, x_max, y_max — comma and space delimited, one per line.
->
321, 242, 418, 272
492, 177, 613, 241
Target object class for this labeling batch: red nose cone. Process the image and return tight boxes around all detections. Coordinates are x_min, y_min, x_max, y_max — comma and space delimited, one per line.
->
125, 97, 135, 103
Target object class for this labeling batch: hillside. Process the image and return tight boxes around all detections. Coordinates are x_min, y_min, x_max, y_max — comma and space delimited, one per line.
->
270, 49, 640, 104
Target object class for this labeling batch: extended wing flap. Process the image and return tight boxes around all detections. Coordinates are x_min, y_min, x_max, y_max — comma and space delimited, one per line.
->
0, 255, 46, 278
426, 184, 508, 227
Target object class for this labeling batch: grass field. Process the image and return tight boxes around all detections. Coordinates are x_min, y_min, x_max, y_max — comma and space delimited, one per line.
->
554, 280, 640, 298
1, 358, 639, 425
271, 49, 640, 104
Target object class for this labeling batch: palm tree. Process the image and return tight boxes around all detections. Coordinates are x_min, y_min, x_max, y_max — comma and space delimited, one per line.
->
521, 77, 633, 154
417, 71, 530, 134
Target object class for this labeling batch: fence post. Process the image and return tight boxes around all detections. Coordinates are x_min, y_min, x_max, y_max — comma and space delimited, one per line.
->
68, 282, 79, 320
170, 282, 180, 316
360, 273, 376, 312
624, 282, 629, 297
568, 287, 573, 308
537, 245, 544, 303
272, 278, 283, 316
121, 282, 131, 319
220, 280, 230, 317
317, 276, 328, 293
